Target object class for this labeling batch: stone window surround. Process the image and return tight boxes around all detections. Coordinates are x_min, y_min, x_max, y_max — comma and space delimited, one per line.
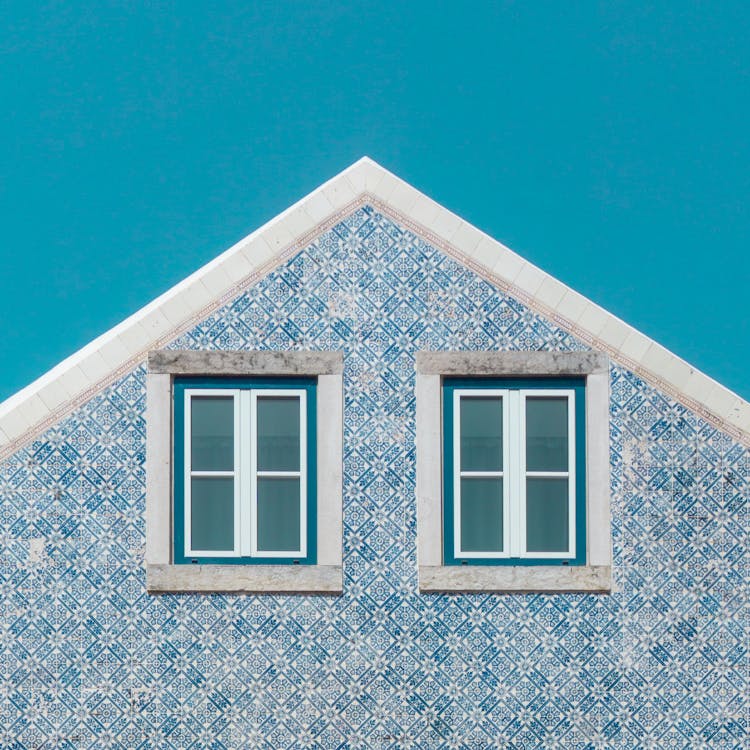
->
416, 350, 612, 593
146, 350, 343, 594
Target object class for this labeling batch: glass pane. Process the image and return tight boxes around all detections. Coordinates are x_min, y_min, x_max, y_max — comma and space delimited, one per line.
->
191, 396, 234, 471
526, 397, 569, 471
257, 477, 301, 552
257, 396, 301, 472
460, 396, 503, 472
460, 477, 503, 553
190, 477, 234, 551
526, 478, 569, 553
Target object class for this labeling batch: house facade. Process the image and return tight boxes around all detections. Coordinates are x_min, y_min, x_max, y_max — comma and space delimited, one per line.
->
0, 159, 747, 749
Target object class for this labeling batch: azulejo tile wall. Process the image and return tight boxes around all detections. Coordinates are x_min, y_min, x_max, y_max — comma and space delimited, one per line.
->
1, 206, 747, 749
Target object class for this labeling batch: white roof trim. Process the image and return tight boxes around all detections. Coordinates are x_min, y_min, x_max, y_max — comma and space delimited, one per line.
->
1, 156, 748, 457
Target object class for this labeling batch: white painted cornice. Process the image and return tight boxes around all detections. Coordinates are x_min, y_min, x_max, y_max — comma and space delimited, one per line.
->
1, 156, 748, 458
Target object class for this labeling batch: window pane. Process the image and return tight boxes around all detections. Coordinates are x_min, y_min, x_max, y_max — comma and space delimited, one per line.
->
190, 477, 234, 551
257, 396, 301, 472
257, 477, 301, 552
460, 396, 503, 472
191, 396, 234, 471
525, 397, 568, 471
526, 478, 569, 553
460, 477, 503, 553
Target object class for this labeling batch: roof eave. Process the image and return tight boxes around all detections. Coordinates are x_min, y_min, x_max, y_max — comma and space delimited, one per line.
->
1, 156, 748, 455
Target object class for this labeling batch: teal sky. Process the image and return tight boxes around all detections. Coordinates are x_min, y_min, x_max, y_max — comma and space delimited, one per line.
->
1, 2, 748, 402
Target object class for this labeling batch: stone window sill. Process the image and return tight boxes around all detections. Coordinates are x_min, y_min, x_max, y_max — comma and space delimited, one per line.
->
146, 563, 343, 594
418, 565, 611, 594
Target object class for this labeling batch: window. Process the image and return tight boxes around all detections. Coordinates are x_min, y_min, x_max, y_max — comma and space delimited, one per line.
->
146, 350, 343, 594
174, 379, 315, 564
416, 351, 611, 593
444, 379, 584, 565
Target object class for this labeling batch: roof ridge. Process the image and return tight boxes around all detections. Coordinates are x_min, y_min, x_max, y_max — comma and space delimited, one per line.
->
1, 158, 748, 457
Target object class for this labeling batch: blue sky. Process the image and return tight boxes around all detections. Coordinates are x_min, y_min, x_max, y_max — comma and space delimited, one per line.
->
1, 2, 748, 401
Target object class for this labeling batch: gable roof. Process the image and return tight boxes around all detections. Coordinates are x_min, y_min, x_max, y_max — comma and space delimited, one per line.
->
1, 157, 748, 457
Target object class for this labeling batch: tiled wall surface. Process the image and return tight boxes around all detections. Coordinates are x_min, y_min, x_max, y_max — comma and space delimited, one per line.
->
1, 206, 747, 749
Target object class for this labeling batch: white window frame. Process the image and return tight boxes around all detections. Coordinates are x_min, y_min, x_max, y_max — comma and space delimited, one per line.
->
182, 388, 308, 560
416, 350, 612, 594
146, 350, 343, 594
452, 388, 577, 560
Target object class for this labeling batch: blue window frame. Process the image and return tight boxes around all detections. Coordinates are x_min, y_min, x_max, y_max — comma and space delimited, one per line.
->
173, 377, 317, 565
443, 377, 586, 566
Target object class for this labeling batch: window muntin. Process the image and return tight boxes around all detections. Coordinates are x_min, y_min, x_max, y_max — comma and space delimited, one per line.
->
174, 377, 316, 565
444, 377, 586, 566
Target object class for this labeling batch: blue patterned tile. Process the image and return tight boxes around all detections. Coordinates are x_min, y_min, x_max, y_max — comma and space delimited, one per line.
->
0, 205, 747, 749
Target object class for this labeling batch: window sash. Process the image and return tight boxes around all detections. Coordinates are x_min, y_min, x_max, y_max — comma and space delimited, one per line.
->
184, 389, 241, 557
453, 389, 510, 558
519, 389, 576, 559
451, 386, 577, 561
249, 389, 307, 558
182, 387, 306, 559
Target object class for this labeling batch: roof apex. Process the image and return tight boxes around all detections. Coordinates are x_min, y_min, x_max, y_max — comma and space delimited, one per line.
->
1, 157, 748, 454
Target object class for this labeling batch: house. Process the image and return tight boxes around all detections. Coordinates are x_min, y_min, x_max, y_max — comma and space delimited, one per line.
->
0, 158, 747, 749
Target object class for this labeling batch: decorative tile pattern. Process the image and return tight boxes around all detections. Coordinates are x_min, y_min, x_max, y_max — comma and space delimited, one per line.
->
1, 206, 747, 749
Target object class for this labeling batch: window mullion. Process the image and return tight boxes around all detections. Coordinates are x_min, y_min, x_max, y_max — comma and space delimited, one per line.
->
509, 390, 522, 558
239, 391, 252, 557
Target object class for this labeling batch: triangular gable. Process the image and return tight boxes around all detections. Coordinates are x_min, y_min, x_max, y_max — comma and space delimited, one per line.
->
1, 157, 748, 457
